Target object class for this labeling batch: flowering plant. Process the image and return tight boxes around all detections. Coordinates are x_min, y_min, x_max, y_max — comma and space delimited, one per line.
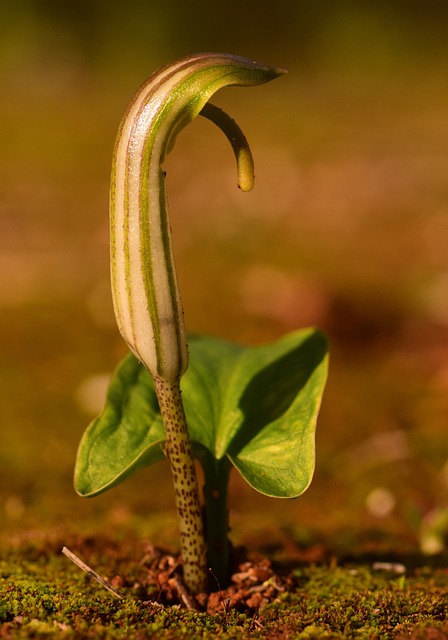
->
74, 53, 328, 594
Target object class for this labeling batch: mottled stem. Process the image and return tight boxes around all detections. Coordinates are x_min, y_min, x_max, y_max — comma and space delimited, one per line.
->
153, 376, 207, 594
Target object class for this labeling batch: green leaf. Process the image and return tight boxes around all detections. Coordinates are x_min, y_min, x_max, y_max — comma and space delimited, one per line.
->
184, 329, 328, 497
74, 355, 165, 497
75, 329, 328, 498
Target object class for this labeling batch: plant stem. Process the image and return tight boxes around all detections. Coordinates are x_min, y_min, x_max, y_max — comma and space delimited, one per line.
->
199, 452, 232, 588
153, 376, 207, 594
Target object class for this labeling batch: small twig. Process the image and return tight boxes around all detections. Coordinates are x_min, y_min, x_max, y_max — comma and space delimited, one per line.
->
168, 574, 197, 610
208, 567, 231, 613
251, 617, 264, 631
62, 546, 123, 600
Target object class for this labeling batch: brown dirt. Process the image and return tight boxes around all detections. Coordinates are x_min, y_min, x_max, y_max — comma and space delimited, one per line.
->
115, 543, 323, 615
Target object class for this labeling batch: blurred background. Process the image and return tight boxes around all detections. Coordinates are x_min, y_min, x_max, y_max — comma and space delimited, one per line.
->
2, 1, 448, 556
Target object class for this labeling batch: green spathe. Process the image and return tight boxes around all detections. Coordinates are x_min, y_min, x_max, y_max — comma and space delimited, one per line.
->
110, 53, 285, 384
75, 328, 328, 499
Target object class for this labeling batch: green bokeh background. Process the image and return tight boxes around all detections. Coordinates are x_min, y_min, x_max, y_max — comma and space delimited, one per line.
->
1, 2, 448, 553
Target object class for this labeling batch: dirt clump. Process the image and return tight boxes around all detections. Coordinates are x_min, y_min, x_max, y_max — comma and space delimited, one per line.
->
135, 544, 300, 614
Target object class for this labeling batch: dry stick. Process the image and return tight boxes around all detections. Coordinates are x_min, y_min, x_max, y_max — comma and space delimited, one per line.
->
168, 574, 197, 610
62, 547, 123, 600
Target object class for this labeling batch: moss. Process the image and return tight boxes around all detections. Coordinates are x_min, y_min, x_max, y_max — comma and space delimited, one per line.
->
259, 565, 448, 639
1, 534, 447, 640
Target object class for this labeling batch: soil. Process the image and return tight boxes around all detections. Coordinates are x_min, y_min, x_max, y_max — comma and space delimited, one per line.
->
126, 543, 302, 613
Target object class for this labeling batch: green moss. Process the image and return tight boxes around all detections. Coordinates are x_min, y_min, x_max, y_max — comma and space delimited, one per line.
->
259, 565, 448, 639
1, 535, 447, 640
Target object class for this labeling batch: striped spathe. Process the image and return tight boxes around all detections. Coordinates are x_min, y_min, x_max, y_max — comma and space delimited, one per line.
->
110, 53, 285, 382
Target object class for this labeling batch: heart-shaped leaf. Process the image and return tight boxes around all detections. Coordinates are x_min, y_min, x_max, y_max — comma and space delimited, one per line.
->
75, 328, 328, 498
74, 356, 166, 497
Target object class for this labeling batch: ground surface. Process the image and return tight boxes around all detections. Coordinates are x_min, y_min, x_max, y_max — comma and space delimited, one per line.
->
2, 530, 448, 639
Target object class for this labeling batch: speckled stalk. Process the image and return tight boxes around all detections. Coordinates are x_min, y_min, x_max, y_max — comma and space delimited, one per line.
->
154, 377, 207, 593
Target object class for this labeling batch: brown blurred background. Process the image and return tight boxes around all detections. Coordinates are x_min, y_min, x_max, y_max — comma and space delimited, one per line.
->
1, 1, 448, 555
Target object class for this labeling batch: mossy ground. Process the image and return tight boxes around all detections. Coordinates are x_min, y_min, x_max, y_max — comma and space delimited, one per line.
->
1, 529, 448, 639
